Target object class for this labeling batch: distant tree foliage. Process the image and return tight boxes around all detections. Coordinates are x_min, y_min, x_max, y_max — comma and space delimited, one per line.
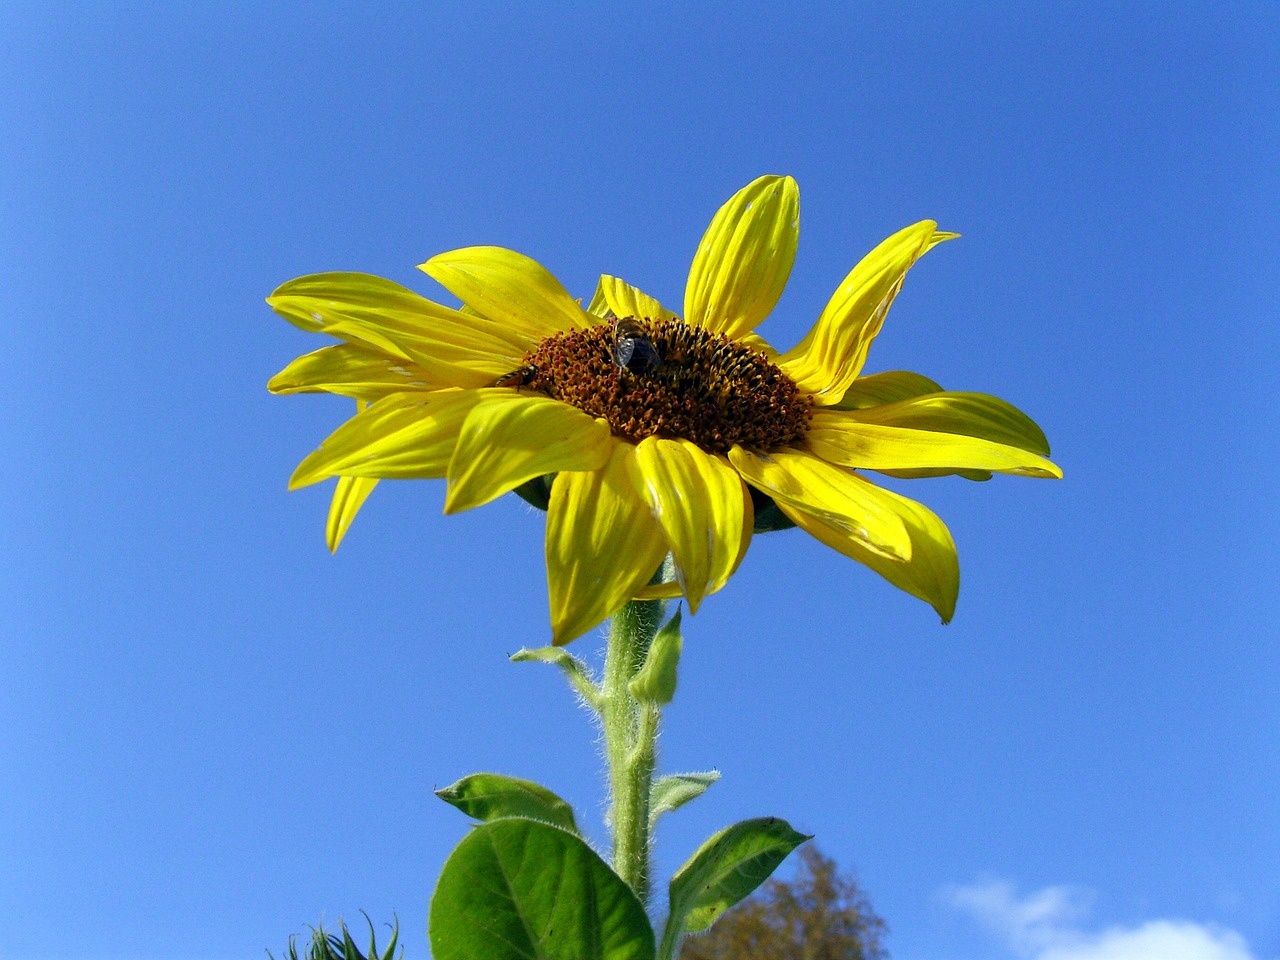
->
679, 846, 887, 960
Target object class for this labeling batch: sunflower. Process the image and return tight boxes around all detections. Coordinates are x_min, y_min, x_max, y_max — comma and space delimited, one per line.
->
268, 176, 1060, 645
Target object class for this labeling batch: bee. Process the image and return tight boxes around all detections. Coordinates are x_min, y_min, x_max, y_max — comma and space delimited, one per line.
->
612, 317, 663, 373
490, 364, 537, 388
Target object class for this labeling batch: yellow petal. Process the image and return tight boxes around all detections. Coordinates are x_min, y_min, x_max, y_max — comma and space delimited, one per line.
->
289, 390, 482, 489
806, 404, 1062, 479
780, 488, 959, 622
267, 272, 532, 369
546, 443, 668, 646
326, 476, 378, 552
727, 447, 911, 561
420, 246, 593, 337
632, 438, 752, 612
874, 467, 993, 482
632, 580, 685, 601
444, 395, 614, 513
585, 277, 612, 318
684, 176, 799, 339
594, 275, 678, 322
855, 391, 1051, 453
780, 222, 957, 404
269, 344, 441, 400
831, 370, 945, 410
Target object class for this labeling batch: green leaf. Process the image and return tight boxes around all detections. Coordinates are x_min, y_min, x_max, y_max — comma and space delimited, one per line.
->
649, 771, 720, 826
435, 773, 578, 834
666, 818, 810, 938
628, 607, 683, 706
510, 645, 603, 712
429, 818, 656, 960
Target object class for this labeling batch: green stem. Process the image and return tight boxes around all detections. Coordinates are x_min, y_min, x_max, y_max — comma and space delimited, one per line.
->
656, 911, 686, 960
601, 595, 664, 905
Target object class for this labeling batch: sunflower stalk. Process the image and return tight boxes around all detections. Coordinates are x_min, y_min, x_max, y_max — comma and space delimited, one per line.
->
601, 594, 666, 904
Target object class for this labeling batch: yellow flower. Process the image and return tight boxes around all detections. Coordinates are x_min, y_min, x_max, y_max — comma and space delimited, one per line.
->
268, 176, 1061, 645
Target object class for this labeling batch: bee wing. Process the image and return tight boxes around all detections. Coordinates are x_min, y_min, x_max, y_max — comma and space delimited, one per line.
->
613, 337, 635, 367
637, 339, 662, 368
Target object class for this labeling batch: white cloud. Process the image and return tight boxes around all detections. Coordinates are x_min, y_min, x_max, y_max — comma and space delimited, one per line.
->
1037, 921, 1253, 960
943, 879, 1263, 960
943, 878, 1094, 953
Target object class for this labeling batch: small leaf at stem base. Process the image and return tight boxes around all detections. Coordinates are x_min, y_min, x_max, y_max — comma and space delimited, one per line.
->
649, 770, 720, 827
511, 645, 603, 712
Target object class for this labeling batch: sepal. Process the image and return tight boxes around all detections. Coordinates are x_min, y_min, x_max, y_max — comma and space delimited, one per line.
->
512, 474, 554, 511
750, 493, 798, 532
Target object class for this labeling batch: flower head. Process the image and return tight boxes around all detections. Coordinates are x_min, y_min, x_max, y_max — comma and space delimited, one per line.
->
269, 176, 1060, 645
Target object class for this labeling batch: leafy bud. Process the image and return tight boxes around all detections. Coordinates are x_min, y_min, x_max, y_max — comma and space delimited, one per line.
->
629, 607, 683, 705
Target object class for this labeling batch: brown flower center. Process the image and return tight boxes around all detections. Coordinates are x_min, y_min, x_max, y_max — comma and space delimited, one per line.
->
496, 318, 811, 454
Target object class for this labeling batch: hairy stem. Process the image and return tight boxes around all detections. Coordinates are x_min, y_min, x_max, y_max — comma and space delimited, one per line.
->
601, 595, 664, 904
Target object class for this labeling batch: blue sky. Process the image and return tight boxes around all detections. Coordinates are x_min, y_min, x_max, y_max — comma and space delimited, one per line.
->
3, 4, 1277, 959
